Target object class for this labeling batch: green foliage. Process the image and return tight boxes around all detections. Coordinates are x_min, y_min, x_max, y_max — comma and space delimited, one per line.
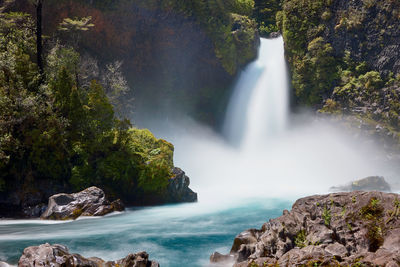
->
138, 0, 258, 74
253, 0, 282, 36
279, 0, 339, 105
0, 10, 175, 203
294, 229, 308, 248
280, 0, 400, 141
59, 16, 94, 32
322, 205, 332, 226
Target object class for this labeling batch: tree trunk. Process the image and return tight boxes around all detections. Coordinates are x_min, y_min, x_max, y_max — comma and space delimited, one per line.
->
36, 0, 44, 82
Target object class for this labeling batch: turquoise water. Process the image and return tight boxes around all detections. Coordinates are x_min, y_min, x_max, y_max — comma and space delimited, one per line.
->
0, 199, 291, 266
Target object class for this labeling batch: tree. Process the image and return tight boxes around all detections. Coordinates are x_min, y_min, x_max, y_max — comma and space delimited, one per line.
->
58, 16, 94, 48
28, 0, 44, 81
101, 61, 133, 119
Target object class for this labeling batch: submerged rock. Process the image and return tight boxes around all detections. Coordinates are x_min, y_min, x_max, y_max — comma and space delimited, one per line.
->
331, 176, 391, 192
211, 191, 400, 266
41, 187, 124, 220
18, 243, 159, 267
166, 167, 198, 203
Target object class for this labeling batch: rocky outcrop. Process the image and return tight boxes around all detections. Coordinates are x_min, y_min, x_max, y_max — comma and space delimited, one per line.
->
211, 191, 400, 266
41, 187, 124, 220
165, 167, 198, 203
323, 0, 400, 77
280, 0, 400, 145
331, 176, 392, 192
18, 243, 159, 267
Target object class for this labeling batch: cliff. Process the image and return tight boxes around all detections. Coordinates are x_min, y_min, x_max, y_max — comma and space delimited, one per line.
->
278, 0, 400, 147
10, 0, 259, 125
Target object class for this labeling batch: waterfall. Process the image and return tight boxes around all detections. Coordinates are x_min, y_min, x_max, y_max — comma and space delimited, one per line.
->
223, 37, 289, 149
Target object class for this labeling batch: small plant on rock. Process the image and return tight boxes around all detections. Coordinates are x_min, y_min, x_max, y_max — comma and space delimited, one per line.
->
294, 229, 308, 248
360, 197, 385, 252
322, 205, 332, 226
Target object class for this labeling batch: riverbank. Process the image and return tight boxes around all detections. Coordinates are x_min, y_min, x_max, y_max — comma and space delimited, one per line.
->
211, 191, 400, 266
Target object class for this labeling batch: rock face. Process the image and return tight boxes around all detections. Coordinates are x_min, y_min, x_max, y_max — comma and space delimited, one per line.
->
18, 243, 159, 267
166, 167, 198, 203
331, 176, 391, 192
10, 0, 259, 126
41, 187, 124, 220
211, 191, 400, 266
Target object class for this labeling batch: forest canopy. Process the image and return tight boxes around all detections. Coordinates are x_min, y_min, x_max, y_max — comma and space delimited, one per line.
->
0, 7, 174, 203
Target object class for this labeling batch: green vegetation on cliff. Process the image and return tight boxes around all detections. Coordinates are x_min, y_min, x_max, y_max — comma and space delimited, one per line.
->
49, 0, 259, 75
277, 0, 400, 142
135, 0, 260, 74
0, 9, 174, 204
21, 0, 259, 125
253, 0, 282, 36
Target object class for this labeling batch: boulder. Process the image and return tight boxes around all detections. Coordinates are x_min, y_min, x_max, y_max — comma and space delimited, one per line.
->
18, 243, 159, 267
211, 191, 400, 266
0, 262, 11, 267
41, 187, 124, 220
331, 176, 391, 192
166, 167, 197, 203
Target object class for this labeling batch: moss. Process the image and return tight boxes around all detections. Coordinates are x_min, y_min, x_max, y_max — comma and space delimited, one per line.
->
320, 99, 341, 114
71, 208, 83, 219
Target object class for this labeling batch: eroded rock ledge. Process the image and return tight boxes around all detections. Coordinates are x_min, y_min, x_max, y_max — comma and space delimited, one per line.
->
18, 243, 159, 267
211, 191, 400, 266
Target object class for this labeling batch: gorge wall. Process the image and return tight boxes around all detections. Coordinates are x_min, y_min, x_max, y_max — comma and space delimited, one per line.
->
277, 0, 400, 147
11, 0, 259, 126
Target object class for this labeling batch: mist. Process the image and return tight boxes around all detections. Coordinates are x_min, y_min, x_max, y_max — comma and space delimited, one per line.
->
141, 37, 399, 205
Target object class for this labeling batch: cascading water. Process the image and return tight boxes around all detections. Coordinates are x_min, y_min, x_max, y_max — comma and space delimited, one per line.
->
0, 38, 397, 267
223, 37, 289, 149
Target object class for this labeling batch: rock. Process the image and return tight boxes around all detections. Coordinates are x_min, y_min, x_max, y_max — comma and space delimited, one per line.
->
41, 187, 124, 220
351, 176, 391, 192
211, 191, 400, 266
166, 167, 197, 203
325, 242, 348, 258
22, 203, 47, 218
331, 176, 391, 192
210, 252, 235, 264
0, 262, 11, 267
268, 32, 281, 38
18, 243, 159, 267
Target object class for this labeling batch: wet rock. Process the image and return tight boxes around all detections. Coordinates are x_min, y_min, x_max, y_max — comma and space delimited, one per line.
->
0, 262, 11, 267
331, 176, 391, 192
210, 252, 235, 264
166, 167, 197, 203
211, 191, 400, 266
269, 32, 281, 38
22, 204, 47, 218
18, 243, 159, 267
41, 187, 124, 220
